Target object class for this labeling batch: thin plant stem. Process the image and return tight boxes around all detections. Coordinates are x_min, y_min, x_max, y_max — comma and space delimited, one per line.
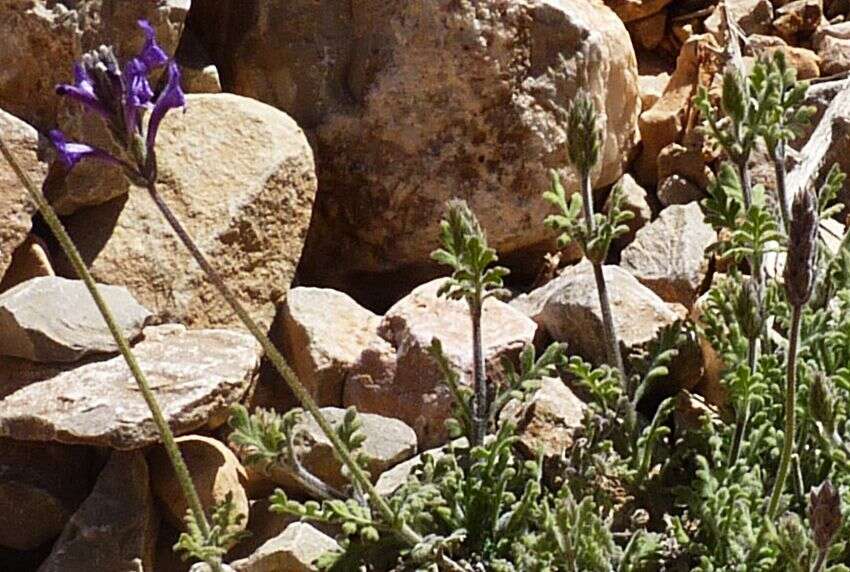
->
812, 548, 828, 572
772, 143, 791, 233
768, 305, 802, 519
470, 294, 487, 447
144, 181, 422, 547
0, 136, 221, 571
728, 335, 758, 465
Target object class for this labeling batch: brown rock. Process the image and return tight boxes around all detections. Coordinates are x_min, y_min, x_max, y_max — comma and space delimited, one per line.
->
38, 451, 158, 572
704, 0, 774, 37
149, 435, 248, 534
0, 276, 151, 363
0, 325, 260, 449
0, 235, 53, 293
0, 109, 42, 282
265, 408, 417, 494
658, 142, 711, 189
231, 522, 339, 572
814, 23, 850, 76
773, 0, 823, 42
621, 203, 716, 308
658, 175, 705, 206
0, 0, 188, 129
747, 36, 821, 80
345, 279, 537, 447
629, 11, 668, 50
196, 0, 643, 306
227, 498, 295, 563
54, 94, 317, 329
280, 288, 383, 407
604, 0, 673, 22
603, 174, 652, 248
0, 439, 95, 550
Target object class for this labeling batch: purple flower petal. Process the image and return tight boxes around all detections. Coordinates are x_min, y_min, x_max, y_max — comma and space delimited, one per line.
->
49, 130, 122, 169
123, 57, 155, 134
55, 64, 110, 117
146, 62, 185, 155
136, 20, 168, 70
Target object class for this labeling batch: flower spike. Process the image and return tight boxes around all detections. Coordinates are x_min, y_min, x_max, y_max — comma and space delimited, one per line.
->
48, 130, 122, 170
146, 61, 185, 156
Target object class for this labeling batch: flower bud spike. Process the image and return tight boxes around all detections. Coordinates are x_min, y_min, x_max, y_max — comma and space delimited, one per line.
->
785, 188, 818, 308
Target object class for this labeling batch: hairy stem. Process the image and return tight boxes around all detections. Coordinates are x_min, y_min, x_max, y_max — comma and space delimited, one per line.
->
728, 335, 758, 465
470, 295, 487, 447
0, 136, 220, 570
768, 305, 802, 519
812, 548, 828, 572
144, 182, 421, 547
772, 143, 791, 233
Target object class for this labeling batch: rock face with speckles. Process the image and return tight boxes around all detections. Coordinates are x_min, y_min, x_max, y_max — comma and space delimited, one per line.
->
0, 325, 261, 449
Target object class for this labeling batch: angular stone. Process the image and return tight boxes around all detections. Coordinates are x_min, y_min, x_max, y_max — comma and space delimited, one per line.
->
266, 408, 417, 494
0, 0, 188, 129
628, 11, 667, 50
0, 325, 260, 449
0, 110, 42, 282
621, 203, 716, 308
747, 35, 821, 80
500, 377, 587, 460
603, 174, 652, 249
149, 435, 249, 533
814, 23, 850, 76
231, 522, 339, 572
38, 451, 157, 572
54, 94, 317, 329
638, 73, 670, 110
604, 0, 673, 22
658, 175, 704, 207
374, 439, 465, 497
0, 235, 54, 293
191, 0, 643, 306
658, 142, 710, 189
227, 498, 295, 563
280, 288, 383, 407
345, 279, 538, 447
704, 0, 774, 37
773, 0, 823, 42
0, 439, 94, 550
0, 276, 151, 363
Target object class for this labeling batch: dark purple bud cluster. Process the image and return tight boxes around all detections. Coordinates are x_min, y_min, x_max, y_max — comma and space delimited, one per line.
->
809, 480, 842, 552
51, 20, 185, 184
784, 188, 818, 308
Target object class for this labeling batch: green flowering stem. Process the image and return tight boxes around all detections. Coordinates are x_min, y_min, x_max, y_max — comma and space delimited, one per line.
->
143, 182, 423, 548
470, 294, 487, 446
0, 136, 221, 571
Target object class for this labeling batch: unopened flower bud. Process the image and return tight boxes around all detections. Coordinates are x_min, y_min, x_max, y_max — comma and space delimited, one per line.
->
809, 372, 836, 437
567, 92, 601, 176
809, 480, 842, 552
785, 189, 818, 308
735, 278, 762, 341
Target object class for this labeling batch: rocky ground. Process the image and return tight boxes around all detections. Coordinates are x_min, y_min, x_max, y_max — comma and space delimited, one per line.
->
0, 0, 849, 570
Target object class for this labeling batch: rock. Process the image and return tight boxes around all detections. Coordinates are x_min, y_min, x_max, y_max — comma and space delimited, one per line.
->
746, 36, 821, 80
604, 0, 673, 22
0, 110, 42, 282
674, 391, 720, 434
182, 65, 223, 94
54, 94, 316, 329
704, 0, 774, 37
0, 276, 151, 363
0, 439, 95, 550
658, 142, 710, 189
603, 174, 652, 249
748, 141, 800, 193
149, 435, 249, 533
635, 35, 715, 186
175, 29, 223, 94
227, 498, 295, 563
265, 408, 417, 494
231, 522, 339, 572
814, 23, 850, 76
191, 0, 643, 306
280, 288, 383, 407
38, 451, 157, 572
500, 377, 587, 460
0, 0, 188, 129
773, 0, 823, 42
658, 175, 704, 206
0, 325, 260, 449
621, 203, 716, 308
512, 262, 700, 394
792, 80, 845, 148
0, 235, 54, 293
628, 12, 667, 50
375, 439, 465, 497
345, 279, 537, 447
638, 73, 670, 110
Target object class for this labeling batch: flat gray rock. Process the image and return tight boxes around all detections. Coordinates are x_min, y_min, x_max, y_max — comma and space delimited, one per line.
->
0, 325, 261, 449
0, 276, 152, 363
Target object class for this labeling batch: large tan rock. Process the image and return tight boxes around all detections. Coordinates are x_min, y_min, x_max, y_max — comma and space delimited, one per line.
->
0, 439, 94, 550
149, 435, 249, 533
814, 23, 850, 76
0, 277, 151, 363
231, 522, 339, 572
192, 0, 639, 305
38, 451, 157, 572
0, 235, 54, 293
0, 325, 260, 449
621, 203, 716, 308
0, 0, 188, 129
345, 279, 538, 447
603, 174, 652, 249
280, 288, 383, 407
0, 110, 42, 283
54, 94, 317, 329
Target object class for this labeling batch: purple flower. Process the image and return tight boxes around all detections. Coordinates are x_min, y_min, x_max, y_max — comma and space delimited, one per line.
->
146, 61, 185, 155
49, 130, 122, 169
55, 64, 110, 117
136, 20, 169, 70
